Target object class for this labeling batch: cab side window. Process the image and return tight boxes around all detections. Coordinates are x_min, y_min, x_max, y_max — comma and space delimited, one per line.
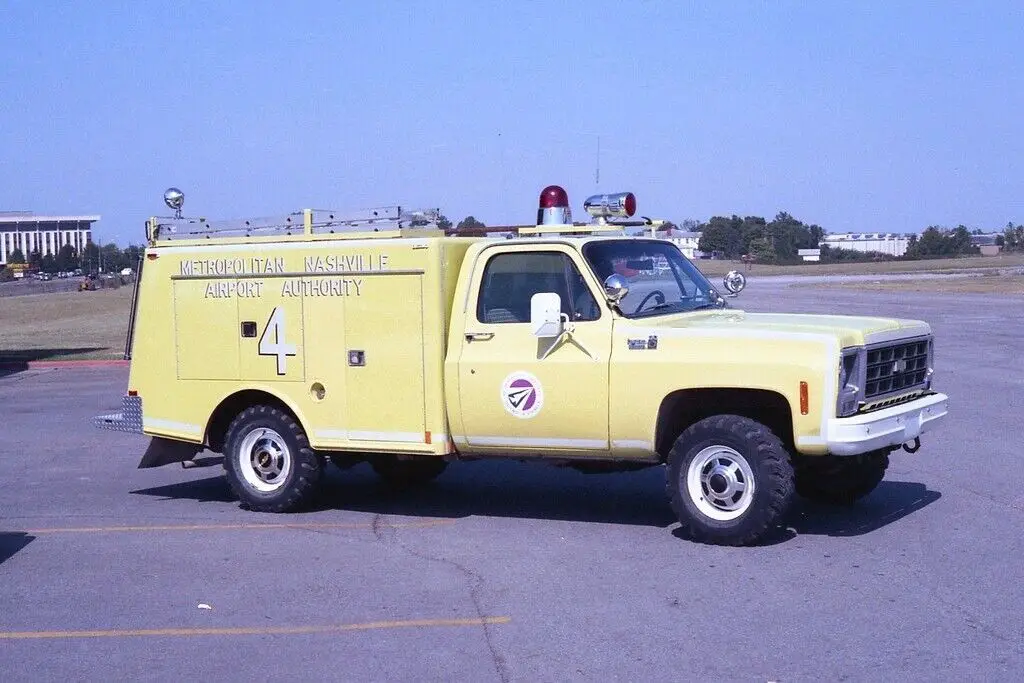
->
477, 252, 600, 324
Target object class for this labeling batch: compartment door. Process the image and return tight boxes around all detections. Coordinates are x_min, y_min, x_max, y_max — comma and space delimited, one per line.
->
172, 279, 240, 380
343, 274, 426, 444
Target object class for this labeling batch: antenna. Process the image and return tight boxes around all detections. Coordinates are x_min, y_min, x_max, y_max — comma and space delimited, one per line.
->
595, 136, 601, 187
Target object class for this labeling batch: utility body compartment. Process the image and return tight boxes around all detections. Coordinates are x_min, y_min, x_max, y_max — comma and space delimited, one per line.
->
126, 233, 473, 455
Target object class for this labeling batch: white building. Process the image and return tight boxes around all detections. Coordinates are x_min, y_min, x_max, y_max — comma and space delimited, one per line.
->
0, 212, 99, 265
653, 229, 702, 259
821, 232, 911, 257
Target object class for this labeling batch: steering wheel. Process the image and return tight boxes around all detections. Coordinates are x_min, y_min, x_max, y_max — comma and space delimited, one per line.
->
633, 289, 666, 314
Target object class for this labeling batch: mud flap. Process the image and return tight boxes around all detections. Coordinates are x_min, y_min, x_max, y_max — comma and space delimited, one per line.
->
138, 437, 203, 469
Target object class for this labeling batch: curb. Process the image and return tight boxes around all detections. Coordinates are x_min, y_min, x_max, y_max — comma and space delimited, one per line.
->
0, 359, 129, 370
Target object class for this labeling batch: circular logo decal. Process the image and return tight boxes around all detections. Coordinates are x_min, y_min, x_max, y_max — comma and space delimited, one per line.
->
500, 371, 544, 419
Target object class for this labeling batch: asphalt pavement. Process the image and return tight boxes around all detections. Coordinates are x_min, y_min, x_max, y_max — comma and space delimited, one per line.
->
0, 276, 1021, 682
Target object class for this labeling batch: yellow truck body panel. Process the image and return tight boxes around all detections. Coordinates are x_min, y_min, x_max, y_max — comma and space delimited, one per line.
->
128, 235, 474, 455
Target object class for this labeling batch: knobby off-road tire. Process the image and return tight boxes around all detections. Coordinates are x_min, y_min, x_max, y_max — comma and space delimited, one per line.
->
371, 456, 448, 487
794, 450, 889, 505
223, 405, 324, 512
666, 415, 795, 546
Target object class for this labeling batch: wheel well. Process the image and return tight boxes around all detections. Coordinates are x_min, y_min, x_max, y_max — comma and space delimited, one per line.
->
654, 388, 794, 458
205, 390, 298, 453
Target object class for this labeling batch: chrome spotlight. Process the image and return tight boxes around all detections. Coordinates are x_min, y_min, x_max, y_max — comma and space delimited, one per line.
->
163, 187, 185, 218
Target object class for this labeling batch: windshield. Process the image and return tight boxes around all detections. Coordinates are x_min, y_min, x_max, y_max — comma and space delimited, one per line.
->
582, 239, 726, 318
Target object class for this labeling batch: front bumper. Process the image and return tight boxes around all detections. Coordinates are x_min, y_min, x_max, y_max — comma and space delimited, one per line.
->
818, 392, 948, 456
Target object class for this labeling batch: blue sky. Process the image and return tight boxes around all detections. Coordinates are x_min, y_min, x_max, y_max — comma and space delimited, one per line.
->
1, 1, 1021, 245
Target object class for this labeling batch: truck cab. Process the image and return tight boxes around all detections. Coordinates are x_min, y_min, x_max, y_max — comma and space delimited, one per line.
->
96, 186, 948, 546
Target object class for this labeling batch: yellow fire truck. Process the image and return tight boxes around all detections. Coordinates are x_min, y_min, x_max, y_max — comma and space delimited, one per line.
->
96, 186, 947, 545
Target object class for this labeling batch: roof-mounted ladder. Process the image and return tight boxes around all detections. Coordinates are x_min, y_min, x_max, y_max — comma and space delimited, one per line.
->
146, 206, 442, 243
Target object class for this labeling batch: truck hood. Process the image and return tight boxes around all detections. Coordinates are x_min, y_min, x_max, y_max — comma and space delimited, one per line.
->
641, 310, 931, 347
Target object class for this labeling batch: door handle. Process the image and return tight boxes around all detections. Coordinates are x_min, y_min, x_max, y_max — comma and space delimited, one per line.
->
465, 331, 495, 342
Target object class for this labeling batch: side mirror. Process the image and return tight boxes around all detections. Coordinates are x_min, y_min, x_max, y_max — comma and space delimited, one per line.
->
530, 292, 563, 338
723, 270, 746, 295
603, 274, 629, 303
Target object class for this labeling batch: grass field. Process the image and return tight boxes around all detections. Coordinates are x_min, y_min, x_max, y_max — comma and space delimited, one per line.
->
0, 287, 134, 361
696, 252, 1024, 277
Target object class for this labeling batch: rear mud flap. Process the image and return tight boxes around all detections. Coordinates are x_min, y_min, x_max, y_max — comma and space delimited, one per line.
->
138, 437, 204, 469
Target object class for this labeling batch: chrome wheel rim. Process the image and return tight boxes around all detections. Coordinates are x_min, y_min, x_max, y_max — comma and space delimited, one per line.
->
238, 428, 291, 493
685, 445, 755, 521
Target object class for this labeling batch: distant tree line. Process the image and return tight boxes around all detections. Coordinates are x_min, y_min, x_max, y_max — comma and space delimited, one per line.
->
3, 242, 146, 274
902, 226, 979, 259
1000, 222, 1024, 252
368, 208, 1020, 262
689, 211, 999, 263
695, 212, 824, 263
398, 210, 1021, 261
436, 214, 489, 237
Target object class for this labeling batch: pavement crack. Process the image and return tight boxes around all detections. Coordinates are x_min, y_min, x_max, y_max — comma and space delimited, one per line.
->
371, 513, 509, 683
927, 590, 1024, 651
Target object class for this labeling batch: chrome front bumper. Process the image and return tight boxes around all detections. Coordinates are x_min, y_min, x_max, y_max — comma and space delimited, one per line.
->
822, 392, 948, 456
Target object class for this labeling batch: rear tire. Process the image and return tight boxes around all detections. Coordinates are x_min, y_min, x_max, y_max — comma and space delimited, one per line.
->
371, 456, 447, 487
223, 405, 323, 512
666, 415, 795, 546
794, 451, 889, 505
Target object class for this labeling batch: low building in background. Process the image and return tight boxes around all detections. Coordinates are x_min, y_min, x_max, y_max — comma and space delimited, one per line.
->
970, 233, 1002, 256
798, 248, 821, 262
0, 212, 100, 265
654, 228, 702, 259
820, 232, 911, 257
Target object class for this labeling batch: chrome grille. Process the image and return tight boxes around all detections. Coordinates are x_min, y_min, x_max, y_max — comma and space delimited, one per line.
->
865, 338, 930, 399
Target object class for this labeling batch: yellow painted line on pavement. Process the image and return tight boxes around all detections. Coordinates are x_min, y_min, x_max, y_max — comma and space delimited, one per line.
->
0, 616, 511, 640
25, 520, 454, 534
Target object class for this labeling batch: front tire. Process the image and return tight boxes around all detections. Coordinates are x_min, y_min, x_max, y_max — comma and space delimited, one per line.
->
223, 405, 323, 512
794, 451, 889, 505
666, 415, 795, 546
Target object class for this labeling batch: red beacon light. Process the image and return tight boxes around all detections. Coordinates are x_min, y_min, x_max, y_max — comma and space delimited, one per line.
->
583, 192, 637, 224
537, 185, 573, 226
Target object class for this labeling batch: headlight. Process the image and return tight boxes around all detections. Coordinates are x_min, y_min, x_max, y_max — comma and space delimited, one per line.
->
837, 348, 865, 417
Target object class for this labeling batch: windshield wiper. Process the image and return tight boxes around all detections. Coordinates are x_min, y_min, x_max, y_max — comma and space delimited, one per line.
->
633, 302, 682, 317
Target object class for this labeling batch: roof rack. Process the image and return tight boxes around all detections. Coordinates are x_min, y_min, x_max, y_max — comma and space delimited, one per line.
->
517, 223, 626, 237
146, 206, 442, 243
512, 218, 667, 237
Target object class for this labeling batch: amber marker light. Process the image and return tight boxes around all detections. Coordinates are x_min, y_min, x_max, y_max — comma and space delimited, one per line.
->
799, 382, 809, 415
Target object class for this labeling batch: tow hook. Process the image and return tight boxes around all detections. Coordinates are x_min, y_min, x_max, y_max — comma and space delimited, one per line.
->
902, 437, 921, 454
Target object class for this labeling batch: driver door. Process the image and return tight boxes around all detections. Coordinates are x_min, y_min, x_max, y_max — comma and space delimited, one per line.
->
456, 246, 612, 455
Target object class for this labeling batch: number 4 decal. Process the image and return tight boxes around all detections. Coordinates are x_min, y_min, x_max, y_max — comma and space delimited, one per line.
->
258, 307, 297, 375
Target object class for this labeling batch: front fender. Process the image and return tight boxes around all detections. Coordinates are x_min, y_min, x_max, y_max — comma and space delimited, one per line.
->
609, 325, 839, 455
